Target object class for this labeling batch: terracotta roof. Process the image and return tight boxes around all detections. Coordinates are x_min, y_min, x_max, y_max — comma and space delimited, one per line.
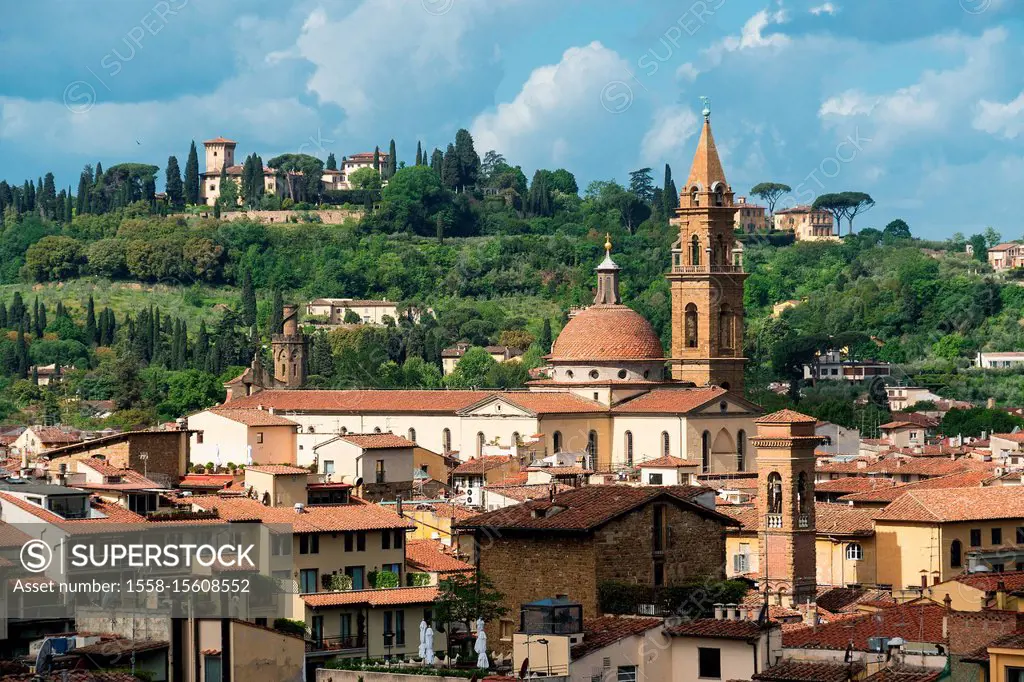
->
838, 470, 991, 503
224, 389, 492, 414
208, 408, 299, 427
612, 387, 738, 414
492, 392, 605, 415
3, 673, 144, 682
528, 466, 593, 476
880, 421, 921, 430
814, 503, 877, 536
992, 432, 1024, 443
952, 570, 1024, 593
452, 456, 515, 475
548, 305, 664, 362
753, 661, 860, 681
244, 464, 310, 475
187, 496, 414, 532
862, 669, 942, 682
339, 433, 415, 449
482, 483, 571, 502
862, 457, 984, 477
180, 473, 236, 488
756, 409, 817, 424
783, 601, 947, 650
0, 521, 32, 547
29, 427, 82, 444
75, 461, 161, 490
569, 616, 662, 660
665, 618, 768, 640
815, 587, 896, 614
458, 485, 734, 532
686, 118, 728, 194
637, 455, 696, 468
430, 502, 477, 521
204, 136, 237, 144
989, 242, 1021, 252
814, 478, 896, 494
873, 486, 1024, 523
816, 460, 873, 474
405, 540, 473, 574
963, 628, 1024, 662
303, 585, 438, 608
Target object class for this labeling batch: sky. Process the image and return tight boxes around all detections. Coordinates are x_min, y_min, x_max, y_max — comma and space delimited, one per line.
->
0, 0, 1022, 238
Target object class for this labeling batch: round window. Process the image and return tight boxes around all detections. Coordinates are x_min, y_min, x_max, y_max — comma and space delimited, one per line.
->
566, 370, 574, 379
618, 369, 628, 380
589, 370, 600, 379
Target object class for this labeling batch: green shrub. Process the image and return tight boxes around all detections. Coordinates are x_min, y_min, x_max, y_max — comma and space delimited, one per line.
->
368, 569, 399, 589
407, 572, 431, 587
273, 618, 307, 637
598, 579, 749, 617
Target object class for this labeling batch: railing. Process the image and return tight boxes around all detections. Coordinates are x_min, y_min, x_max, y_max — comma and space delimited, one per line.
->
671, 264, 744, 274
798, 514, 810, 529
766, 514, 783, 529
306, 635, 367, 653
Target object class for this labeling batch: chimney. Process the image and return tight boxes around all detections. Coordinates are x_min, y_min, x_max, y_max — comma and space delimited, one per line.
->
996, 580, 1008, 610
987, 397, 996, 409
803, 603, 818, 627
730, 605, 742, 621
713, 603, 725, 620
725, 603, 738, 621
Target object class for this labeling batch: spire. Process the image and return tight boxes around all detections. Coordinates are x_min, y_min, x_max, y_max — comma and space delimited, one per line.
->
685, 97, 728, 192
594, 234, 621, 305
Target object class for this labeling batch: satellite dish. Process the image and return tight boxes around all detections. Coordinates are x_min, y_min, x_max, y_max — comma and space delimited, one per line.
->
35, 638, 54, 674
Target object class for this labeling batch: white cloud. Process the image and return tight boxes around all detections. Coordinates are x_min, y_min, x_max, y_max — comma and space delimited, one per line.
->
676, 62, 699, 83
810, 3, 838, 16
470, 41, 635, 168
640, 107, 700, 166
818, 90, 876, 117
974, 91, 1024, 139
702, 9, 791, 68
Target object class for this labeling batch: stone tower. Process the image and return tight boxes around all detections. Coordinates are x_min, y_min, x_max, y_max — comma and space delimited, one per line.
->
204, 136, 237, 174
272, 304, 308, 388
667, 102, 747, 392
751, 409, 821, 608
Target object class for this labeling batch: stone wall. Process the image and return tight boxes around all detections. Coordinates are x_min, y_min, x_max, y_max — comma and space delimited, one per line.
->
220, 209, 363, 225
49, 431, 188, 488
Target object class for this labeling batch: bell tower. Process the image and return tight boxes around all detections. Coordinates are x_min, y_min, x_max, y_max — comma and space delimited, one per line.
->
751, 409, 821, 608
667, 99, 747, 392
272, 304, 308, 388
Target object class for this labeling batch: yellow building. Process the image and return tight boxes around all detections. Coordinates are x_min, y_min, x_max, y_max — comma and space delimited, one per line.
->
774, 205, 837, 241
187, 407, 298, 467
733, 196, 768, 232
872, 486, 1024, 593
966, 631, 1024, 682
927, 571, 1024, 612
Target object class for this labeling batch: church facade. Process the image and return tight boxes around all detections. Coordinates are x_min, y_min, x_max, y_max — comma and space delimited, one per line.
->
203, 109, 761, 475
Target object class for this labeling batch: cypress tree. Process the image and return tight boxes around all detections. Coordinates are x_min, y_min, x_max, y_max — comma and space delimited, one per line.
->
32, 298, 39, 336
415, 142, 422, 167
663, 163, 678, 215
42, 173, 57, 218
241, 268, 257, 328
184, 141, 200, 205
431, 149, 444, 176
85, 295, 97, 344
64, 190, 73, 223
387, 139, 397, 179
268, 289, 283, 337
540, 319, 553, 352
166, 155, 184, 207
453, 129, 480, 188
37, 303, 47, 336
0, 302, 7, 328
326, 153, 337, 171
31, 365, 39, 385
16, 324, 28, 378
76, 167, 92, 215
441, 144, 459, 189
373, 147, 381, 174
193, 321, 209, 368
10, 292, 24, 328
177, 320, 189, 369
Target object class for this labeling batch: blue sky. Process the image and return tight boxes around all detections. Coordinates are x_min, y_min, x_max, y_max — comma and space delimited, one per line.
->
0, 0, 1022, 238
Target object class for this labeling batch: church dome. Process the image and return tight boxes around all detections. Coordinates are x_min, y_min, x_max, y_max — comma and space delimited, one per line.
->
550, 305, 665, 362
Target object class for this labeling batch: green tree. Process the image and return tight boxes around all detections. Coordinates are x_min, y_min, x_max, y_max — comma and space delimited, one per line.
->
159, 369, 223, 419
268, 290, 284, 337
165, 155, 184, 207
840, 191, 875, 234
882, 219, 912, 241
454, 128, 480, 188
386, 139, 398, 179
241, 268, 257, 328
441, 143, 460, 189
984, 226, 1002, 248
430, 148, 444, 175
663, 163, 678, 215
325, 153, 337, 171
628, 167, 654, 204
184, 141, 200, 205
750, 182, 791, 218
812, 193, 853, 234
24, 236, 85, 281
549, 169, 578, 196
349, 167, 382, 191
445, 346, 498, 388
434, 573, 508, 660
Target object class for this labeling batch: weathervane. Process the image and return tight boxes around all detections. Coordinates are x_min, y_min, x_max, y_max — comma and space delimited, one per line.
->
700, 96, 711, 121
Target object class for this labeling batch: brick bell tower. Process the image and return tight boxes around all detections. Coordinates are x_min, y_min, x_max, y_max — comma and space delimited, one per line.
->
751, 409, 822, 608
272, 304, 308, 388
668, 99, 747, 392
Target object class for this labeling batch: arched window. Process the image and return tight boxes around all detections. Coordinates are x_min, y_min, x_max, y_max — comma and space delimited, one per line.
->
846, 543, 863, 561
716, 234, 725, 265
587, 431, 598, 468
950, 540, 963, 568
625, 431, 633, 467
512, 431, 521, 447
767, 473, 783, 514
553, 431, 562, 453
690, 186, 699, 207
661, 431, 670, 458
690, 235, 701, 266
373, 427, 382, 434
477, 432, 485, 457
340, 426, 348, 435
719, 304, 734, 350
442, 428, 451, 453
714, 184, 724, 207
407, 428, 416, 443
701, 430, 711, 473
685, 304, 698, 349
797, 472, 809, 514
736, 430, 746, 472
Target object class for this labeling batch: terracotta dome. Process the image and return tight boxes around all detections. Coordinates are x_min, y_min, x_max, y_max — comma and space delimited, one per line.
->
549, 305, 665, 362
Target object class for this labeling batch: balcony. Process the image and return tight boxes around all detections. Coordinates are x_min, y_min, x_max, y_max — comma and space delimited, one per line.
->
766, 514, 783, 529
670, 264, 744, 274
306, 635, 367, 656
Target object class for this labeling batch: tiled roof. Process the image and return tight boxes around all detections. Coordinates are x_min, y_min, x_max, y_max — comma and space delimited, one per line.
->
3, 673, 145, 682
224, 389, 492, 413
204, 136, 237, 144
339, 433, 415, 449
816, 459, 873, 474
569, 616, 662, 660
430, 502, 477, 521
303, 585, 438, 608
753, 661, 860, 681
862, 457, 985, 477
180, 473, 236, 488
549, 305, 664, 362
724, 503, 873, 536
814, 478, 896, 494
452, 456, 515, 475
783, 601, 947, 651
611, 387, 738, 414
952, 570, 1024, 593
244, 464, 310, 475
75, 462, 161, 491
458, 485, 734, 532
0, 521, 33, 547
838, 470, 991, 504
756, 409, 817, 423
405, 540, 473, 574
963, 628, 1024, 662
664, 618, 768, 640
187, 496, 414, 532
992, 432, 1024, 443
815, 587, 893, 614
637, 455, 697, 468
527, 466, 593, 476
30, 427, 82, 444
494, 392, 605, 415
862, 669, 942, 682
483, 483, 571, 502
208, 408, 299, 427
873, 486, 1024, 523
890, 412, 939, 428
